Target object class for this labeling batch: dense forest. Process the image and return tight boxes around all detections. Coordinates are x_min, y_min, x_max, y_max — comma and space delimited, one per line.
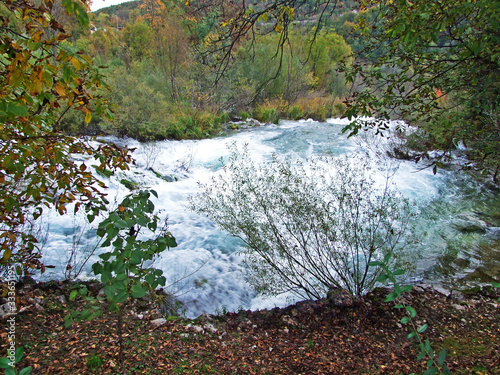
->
41, 0, 500, 181
1, 0, 499, 373
55, 0, 359, 141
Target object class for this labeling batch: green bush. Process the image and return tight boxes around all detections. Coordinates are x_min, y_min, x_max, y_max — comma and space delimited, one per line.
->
254, 106, 280, 124
331, 99, 347, 117
286, 105, 304, 120
238, 111, 250, 121
190, 145, 416, 299
164, 110, 227, 140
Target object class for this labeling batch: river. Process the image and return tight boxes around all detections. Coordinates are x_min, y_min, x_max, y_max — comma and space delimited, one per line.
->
38, 118, 500, 318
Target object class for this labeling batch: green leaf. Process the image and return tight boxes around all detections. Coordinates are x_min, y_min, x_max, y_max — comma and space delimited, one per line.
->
129, 251, 143, 265
401, 285, 413, 293
407, 332, 417, 339
148, 220, 157, 232
8, 102, 28, 116
425, 339, 434, 357
423, 367, 437, 375
99, 253, 112, 261
5, 367, 16, 375
438, 348, 447, 367
157, 276, 166, 286
401, 317, 409, 324
64, 315, 74, 328
376, 274, 389, 283
19, 366, 33, 375
405, 306, 417, 318
116, 272, 128, 281
115, 290, 129, 304
384, 292, 397, 302
418, 323, 428, 333
69, 290, 78, 301
14, 347, 24, 364
166, 236, 177, 248
417, 343, 426, 361
145, 273, 155, 286
131, 283, 146, 299
106, 225, 119, 239
368, 261, 382, 266
114, 219, 130, 229
0, 357, 13, 369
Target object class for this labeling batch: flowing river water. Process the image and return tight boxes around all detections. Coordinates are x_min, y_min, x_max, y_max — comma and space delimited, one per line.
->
38, 119, 500, 318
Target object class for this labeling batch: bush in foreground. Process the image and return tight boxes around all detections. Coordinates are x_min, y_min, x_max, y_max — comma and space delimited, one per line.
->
190, 145, 416, 299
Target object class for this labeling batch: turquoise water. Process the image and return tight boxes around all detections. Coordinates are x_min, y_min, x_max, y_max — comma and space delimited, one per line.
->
38, 119, 499, 317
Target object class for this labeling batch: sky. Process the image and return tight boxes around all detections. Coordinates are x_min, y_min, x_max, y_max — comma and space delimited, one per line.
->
90, 0, 136, 12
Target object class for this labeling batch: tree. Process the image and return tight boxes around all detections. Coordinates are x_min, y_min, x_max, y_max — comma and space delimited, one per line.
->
190, 145, 415, 299
150, 14, 191, 101
186, 0, 341, 81
192, 0, 499, 180
65, 189, 177, 372
340, 0, 500, 180
0, 0, 132, 276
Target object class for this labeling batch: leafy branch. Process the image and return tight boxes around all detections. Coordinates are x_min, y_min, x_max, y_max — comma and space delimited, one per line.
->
370, 254, 451, 375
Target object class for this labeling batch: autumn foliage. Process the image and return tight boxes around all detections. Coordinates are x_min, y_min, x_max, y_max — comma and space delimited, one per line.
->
0, 0, 132, 275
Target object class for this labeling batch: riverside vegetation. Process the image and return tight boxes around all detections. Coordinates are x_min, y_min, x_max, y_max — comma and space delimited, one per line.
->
0, 0, 499, 374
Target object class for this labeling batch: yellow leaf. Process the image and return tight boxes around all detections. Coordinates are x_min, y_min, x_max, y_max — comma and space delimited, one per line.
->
85, 110, 92, 124
70, 57, 82, 70
53, 83, 66, 97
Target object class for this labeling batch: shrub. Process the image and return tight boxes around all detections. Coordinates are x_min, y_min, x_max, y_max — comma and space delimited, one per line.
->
331, 98, 347, 117
238, 111, 250, 121
254, 106, 280, 124
293, 96, 334, 121
286, 105, 304, 120
190, 145, 416, 299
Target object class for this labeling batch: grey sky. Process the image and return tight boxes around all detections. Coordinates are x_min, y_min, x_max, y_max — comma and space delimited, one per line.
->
91, 0, 135, 12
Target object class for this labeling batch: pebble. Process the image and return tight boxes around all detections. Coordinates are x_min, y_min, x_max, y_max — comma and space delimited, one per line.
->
186, 324, 204, 333
150, 318, 166, 326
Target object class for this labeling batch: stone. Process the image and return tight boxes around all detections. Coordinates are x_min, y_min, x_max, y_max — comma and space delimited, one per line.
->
327, 287, 353, 308
186, 324, 204, 333
0, 303, 16, 317
203, 323, 217, 333
450, 290, 465, 303
150, 318, 167, 327
433, 286, 451, 297
453, 215, 487, 234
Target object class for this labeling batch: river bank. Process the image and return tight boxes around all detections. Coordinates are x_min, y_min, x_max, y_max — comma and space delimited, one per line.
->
1, 279, 498, 374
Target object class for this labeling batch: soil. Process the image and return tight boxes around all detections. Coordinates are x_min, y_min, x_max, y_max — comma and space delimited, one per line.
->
1, 281, 499, 374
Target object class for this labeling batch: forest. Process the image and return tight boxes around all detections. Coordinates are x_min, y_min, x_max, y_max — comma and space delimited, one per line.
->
0, 0, 499, 374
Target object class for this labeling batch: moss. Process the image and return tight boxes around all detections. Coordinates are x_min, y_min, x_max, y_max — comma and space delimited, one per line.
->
442, 335, 494, 357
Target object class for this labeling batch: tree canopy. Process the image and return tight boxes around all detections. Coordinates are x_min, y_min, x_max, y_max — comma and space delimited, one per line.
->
0, 0, 132, 275
342, 0, 500, 179
197, 0, 499, 179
